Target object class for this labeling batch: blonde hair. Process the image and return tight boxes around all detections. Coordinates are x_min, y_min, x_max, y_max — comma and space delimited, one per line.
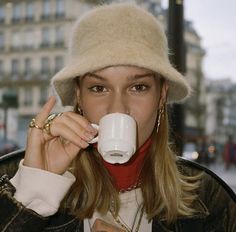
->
61, 105, 201, 223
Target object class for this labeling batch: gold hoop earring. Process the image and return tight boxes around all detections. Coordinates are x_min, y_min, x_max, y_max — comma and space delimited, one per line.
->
156, 104, 164, 134
77, 107, 83, 115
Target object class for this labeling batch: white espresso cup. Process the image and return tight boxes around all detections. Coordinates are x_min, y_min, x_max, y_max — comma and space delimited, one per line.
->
89, 113, 137, 164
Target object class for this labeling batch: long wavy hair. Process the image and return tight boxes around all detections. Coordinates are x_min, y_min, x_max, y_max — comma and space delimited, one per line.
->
61, 79, 201, 224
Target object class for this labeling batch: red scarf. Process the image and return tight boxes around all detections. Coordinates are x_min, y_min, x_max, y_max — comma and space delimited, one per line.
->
101, 137, 152, 191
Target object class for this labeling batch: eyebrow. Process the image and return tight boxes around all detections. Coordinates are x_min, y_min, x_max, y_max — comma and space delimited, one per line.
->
85, 72, 156, 81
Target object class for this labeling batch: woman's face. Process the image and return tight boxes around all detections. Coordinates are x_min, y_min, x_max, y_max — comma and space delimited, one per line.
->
77, 66, 163, 148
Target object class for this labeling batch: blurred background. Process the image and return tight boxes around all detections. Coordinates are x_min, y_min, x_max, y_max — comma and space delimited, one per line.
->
0, 0, 235, 191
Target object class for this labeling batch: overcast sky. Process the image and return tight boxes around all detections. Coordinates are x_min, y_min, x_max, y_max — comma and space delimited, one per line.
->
162, 0, 236, 82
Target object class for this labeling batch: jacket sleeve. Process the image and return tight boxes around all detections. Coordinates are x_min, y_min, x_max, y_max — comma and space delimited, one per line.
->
200, 171, 236, 232
0, 174, 48, 232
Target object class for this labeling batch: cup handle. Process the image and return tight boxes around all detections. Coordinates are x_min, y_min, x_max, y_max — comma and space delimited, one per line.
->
89, 123, 99, 144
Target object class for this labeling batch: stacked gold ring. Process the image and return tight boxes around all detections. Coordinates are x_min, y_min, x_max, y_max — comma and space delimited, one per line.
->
29, 113, 63, 135
29, 118, 43, 130
43, 113, 58, 135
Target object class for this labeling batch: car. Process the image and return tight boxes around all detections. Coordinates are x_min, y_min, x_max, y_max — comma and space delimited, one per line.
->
182, 142, 199, 161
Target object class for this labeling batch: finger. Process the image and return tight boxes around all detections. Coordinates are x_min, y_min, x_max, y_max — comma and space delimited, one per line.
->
35, 96, 57, 125
65, 112, 97, 133
52, 114, 97, 142
50, 123, 89, 149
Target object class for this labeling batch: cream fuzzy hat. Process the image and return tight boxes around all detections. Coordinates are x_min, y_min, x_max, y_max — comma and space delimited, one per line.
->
52, 3, 191, 106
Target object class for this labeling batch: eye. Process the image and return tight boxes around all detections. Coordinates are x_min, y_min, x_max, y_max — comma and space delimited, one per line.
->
130, 84, 149, 92
88, 85, 107, 93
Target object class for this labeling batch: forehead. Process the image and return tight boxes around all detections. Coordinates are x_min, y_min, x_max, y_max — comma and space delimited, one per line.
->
95, 66, 153, 76
80, 66, 160, 83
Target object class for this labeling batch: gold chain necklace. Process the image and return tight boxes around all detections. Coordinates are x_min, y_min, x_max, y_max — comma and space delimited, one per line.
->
109, 205, 144, 232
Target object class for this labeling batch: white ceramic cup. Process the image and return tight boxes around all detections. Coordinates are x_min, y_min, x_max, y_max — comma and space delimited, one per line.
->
89, 113, 137, 164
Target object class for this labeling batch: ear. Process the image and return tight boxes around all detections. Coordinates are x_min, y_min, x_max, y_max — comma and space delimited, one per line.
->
159, 80, 169, 107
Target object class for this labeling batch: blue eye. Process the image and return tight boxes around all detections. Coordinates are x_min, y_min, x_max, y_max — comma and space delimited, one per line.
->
89, 85, 107, 92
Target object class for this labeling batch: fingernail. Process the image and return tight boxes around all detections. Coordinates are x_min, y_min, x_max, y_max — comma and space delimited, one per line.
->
84, 132, 95, 141
86, 125, 97, 134
80, 139, 89, 148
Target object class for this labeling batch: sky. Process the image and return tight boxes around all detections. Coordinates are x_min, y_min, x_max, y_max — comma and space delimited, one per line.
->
162, 0, 236, 82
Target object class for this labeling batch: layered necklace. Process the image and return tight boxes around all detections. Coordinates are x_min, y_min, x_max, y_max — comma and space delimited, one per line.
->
108, 186, 145, 232
109, 204, 144, 232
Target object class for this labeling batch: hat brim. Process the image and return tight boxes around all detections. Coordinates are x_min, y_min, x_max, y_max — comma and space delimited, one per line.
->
52, 43, 191, 106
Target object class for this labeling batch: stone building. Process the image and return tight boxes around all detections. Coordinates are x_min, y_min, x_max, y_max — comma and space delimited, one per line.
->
184, 21, 206, 141
0, 0, 89, 146
0, 0, 205, 147
205, 78, 236, 145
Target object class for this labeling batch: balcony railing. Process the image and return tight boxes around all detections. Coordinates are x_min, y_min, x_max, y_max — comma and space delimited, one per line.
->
55, 13, 65, 19
40, 42, 51, 48
11, 17, 24, 23
0, 72, 51, 85
40, 13, 66, 22
41, 14, 51, 21
25, 16, 34, 22
54, 41, 64, 47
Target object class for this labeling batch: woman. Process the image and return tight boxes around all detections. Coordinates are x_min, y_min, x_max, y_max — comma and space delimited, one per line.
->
0, 3, 235, 232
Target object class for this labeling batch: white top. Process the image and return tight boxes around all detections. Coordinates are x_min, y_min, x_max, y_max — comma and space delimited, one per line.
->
10, 160, 152, 231
84, 188, 152, 231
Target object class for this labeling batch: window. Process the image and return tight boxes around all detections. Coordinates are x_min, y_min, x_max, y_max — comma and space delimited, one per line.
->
26, 2, 34, 21
24, 87, 33, 106
24, 58, 32, 79
55, 26, 64, 46
41, 57, 50, 77
0, 5, 5, 23
24, 29, 34, 48
39, 86, 48, 105
0, 32, 4, 50
11, 59, 20, 80
0, 60, 3, 80
54, 56, 64, 72
12, 31, 21, 49
12, 3, 22, 22
55, 0, 64, 18
41, 27, 50, 47
42, 0, 50, 19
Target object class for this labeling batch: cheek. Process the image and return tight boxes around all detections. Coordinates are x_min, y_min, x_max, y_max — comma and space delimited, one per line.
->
130, 98, 159, 146
80, 97, 107, 123
136, 105, 158, 132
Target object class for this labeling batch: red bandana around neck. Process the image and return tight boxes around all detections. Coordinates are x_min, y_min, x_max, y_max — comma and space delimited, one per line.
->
101, 137, 153, 191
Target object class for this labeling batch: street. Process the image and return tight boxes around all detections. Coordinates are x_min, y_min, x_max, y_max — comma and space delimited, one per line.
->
209, 163, 236, 193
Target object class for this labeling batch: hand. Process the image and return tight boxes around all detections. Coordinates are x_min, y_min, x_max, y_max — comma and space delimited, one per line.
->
24, 96, 97, 174
92, 219, 125, 232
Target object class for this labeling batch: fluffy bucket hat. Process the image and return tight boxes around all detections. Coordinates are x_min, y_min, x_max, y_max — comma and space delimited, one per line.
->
52, 3, 191, 106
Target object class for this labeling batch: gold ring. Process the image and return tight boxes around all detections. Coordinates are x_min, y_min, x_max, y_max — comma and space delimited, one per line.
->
29, 118, 43, 130
43, 113, 63, 135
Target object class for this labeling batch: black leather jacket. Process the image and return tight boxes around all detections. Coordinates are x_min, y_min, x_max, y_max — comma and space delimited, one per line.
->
0, 149, 235, 232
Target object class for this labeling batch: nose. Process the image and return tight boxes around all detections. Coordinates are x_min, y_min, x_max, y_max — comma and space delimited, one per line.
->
107, 92, 130, 115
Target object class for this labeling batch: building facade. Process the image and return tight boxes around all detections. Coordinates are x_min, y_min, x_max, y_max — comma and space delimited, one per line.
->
184, 20, 206, 142
205, 78, 236, 145
0, 0, 205, 148
0, 0, 91, 146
